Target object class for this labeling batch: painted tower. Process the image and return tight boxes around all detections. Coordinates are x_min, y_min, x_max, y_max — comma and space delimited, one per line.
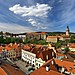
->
66, 26, 70, 36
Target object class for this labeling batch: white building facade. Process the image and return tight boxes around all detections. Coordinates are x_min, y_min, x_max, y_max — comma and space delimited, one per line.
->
21, 49, 45, 69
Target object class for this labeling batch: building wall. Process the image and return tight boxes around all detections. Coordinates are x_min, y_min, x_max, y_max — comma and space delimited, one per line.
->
69, 48, 75, 51
35, 58, 45, 69
22, 49, 46, 69
46, 37, 58, 43
7, 49, 16, 59
22, 49, 36, 65
41, 34, 46, 40
0, 50, 7, 60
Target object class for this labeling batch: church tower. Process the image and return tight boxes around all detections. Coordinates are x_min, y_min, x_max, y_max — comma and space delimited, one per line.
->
66, 26, 70, 36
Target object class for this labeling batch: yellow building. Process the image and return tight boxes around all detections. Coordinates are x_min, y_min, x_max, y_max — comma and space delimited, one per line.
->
46, 36, 60, 43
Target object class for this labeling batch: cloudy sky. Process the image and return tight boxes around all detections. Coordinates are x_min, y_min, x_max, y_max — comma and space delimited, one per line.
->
0, 0, 75, 33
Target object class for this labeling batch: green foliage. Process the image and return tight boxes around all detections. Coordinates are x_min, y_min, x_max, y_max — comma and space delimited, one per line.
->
3, 37, 11, 44
55, 40, 62, 48
70, 35, 75, 39
11, 38, 22, 43
37, 40, 48, 45
64, 47, 69, 52
0, 36, 23, 44
0, 36, 4, 43
69, 35, 75, 43
23, 38, 48, 45
69, 38, 75, 43
23, 38, 30, 44
48, 32, 56, 36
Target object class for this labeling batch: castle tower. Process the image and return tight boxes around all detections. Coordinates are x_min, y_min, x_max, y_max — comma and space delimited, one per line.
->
66, 26, 69, 36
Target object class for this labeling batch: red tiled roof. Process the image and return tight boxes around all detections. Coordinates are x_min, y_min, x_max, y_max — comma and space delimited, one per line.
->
12, 43, 18, 49
40, 32, 46, 34
5, 46, 11, 51
69, 43, 75, 48
55, 59, 75, 73
2, 63, 25, 75
30, 59, 64, 75
30, 67, 64, 75
38, 49, 55, 61
23, 45, 30, 50
0, 67, 7, 75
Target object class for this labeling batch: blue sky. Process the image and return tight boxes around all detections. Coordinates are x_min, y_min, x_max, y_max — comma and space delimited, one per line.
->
0, 0, 75, 33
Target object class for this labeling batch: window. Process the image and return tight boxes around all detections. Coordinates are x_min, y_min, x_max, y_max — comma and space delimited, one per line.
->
46, 55, 48, 60
39, 64, 40, 67
36, 63, 38, 65
52, 52, 54, 57
33, 61, 34, 63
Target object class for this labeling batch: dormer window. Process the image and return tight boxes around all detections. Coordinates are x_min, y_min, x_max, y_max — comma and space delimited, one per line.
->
69, 67, 72, 71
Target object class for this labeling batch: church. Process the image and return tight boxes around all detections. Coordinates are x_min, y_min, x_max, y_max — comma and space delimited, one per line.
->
46, 26, 70, 43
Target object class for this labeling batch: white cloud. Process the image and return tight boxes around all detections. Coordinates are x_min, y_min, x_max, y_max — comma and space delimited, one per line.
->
27, 18, 47, 29
9, 3, 52, 17
0, 23, 35, 33
27, 18, 36, 25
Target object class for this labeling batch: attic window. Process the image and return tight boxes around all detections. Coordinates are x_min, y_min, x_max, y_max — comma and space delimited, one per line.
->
69, 67, 72, 70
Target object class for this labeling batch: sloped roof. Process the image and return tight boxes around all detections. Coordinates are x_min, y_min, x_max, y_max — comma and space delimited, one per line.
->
0, 67, 7, 75
55, 59, 75, 73
30, 59, 64, 75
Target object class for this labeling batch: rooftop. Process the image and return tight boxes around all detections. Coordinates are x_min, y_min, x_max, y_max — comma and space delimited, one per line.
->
1, 63, 26, 75
30, 59, 64, 75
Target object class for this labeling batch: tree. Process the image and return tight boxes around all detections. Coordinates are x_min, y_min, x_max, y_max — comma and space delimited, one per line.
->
0, 36, 4, 43
55, 40, 62, 48
37, 40, 48, 45
64, 47, 69, 52
3, 37, 11, 44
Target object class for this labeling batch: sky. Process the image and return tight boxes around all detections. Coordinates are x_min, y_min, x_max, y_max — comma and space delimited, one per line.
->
0, 0, 75, 33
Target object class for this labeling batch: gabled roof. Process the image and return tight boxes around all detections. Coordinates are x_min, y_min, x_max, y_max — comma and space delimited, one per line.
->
38, 49, 54, 61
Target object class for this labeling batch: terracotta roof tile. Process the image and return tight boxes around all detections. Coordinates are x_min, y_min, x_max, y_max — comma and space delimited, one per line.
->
2, 63, 25, 75
30, 59, 64, 75
55, 59, 75, 73
69, 43, 75, 48
0, 67, 7, 75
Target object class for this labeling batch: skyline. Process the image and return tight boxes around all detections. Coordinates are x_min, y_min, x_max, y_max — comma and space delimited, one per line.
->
0, 0, 75, 33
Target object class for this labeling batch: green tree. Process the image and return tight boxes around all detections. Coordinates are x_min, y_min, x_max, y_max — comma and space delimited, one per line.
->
64, 47, 69, 52
55, 40, 62, 48
37, 40, 48, 45
3, 37, 11, 44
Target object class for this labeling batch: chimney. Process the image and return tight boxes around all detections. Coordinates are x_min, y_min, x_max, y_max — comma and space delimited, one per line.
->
46, 65, 50, 72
